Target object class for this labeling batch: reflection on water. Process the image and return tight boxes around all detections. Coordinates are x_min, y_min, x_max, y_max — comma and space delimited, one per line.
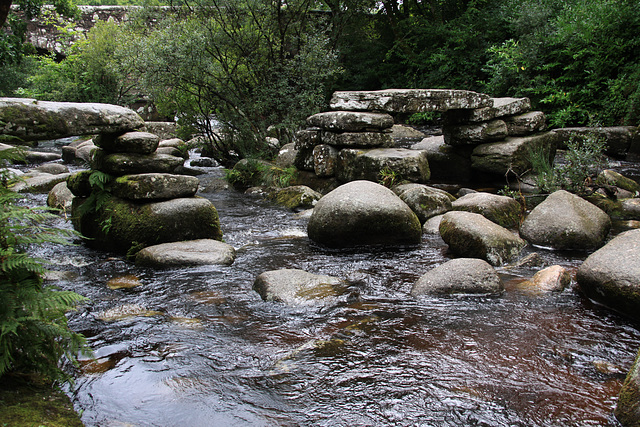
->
26, 167, 640, 426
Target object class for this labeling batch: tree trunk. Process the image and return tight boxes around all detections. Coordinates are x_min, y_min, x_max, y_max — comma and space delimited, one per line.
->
0, 0, 12, 29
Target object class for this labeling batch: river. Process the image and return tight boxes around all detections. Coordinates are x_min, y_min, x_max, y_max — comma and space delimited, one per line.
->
22, 146, 640, 426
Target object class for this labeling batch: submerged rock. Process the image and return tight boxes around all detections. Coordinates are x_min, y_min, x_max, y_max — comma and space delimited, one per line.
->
269, 185, 322, 210
518, 265, 572, 293
440, 211, 526, 266
411, 258, 503, 296
520, 190, 611, 250
308, 180, 422, 248
577, 229, 640, 320
136, 239, 236, 268
253, 268, 345, 305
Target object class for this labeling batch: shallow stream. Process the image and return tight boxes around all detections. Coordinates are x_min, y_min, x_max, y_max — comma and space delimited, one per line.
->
21, 147, 640, 426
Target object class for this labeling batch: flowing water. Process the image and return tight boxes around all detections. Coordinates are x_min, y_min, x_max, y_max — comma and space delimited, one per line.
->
21, 150, 640, 426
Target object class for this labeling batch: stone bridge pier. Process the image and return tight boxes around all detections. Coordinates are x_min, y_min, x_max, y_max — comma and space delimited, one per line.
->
295, 89, 554, 185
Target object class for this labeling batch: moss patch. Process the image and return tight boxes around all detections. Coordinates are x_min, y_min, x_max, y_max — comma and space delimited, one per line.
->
0, 375, 83, 427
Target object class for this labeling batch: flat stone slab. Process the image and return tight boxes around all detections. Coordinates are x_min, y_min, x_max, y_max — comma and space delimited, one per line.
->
471, 132, 558, 176
135, 239, 236, 267
330, 89, 492, 113
94, 131, 160, 155
443, 119, 508, 146
92, 150, 184, 176
0, 98, 144, 142
321, 131, 393, 148
307, 111, 394, 132
444, 97, 532, 123
10, 172, 72, 193
336, 148, 431, 183
111, 173, 199, 201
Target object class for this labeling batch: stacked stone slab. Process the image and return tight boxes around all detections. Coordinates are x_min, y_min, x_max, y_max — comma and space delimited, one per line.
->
70, 129, 223, 253
438, 97, 553, 178
297, 89, 494, 184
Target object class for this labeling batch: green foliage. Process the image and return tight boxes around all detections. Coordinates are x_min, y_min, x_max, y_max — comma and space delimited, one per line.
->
0, 152, 90, 382
225, 159, 297, 189
121, 0, 342, 163
527, 134, 608, 195
483, 0, 640, 126
378, 167, 401, 188
76, 170, 114, 217
20, 19, 133, 104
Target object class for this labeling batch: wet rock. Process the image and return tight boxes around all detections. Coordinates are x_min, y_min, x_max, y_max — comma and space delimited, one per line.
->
72, 196, 223, 253
443, 120, 508, 146
519, 265, 572, 293
92, 150, 184, 176
392, 183, 452, 223
0, 97, 144, 142
615, 347, 640, 426
106, 274, 143, 290
621, 199, 640, 220
96, 304, 163, 321
411, 258, 503, 296
336, 148, 430, 183
307, 111, 394, 132
47, 181, 74, 211
111, 173, 199, 201
190, 157, 219, 168
269, 185, 322, 210
321, 131, 393, 148
451, 192, 522, 229
33, 162, 69, 174
313, 144, 339, 177
10, 171, 72, 193
520, 190, 611, 250
253, 268, 345, 305
423, 214, 444, 235
440, 211, 526, 266
577, 229, 640, 320
135, 239, 236, 267
330, 89, 492, 113
471, 132, 558, 176
24, 150, 62, 163
308, 180, 422, 248
94, 131, 159, 155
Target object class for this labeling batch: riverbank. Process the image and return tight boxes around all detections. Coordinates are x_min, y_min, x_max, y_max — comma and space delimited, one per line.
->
0, 375, 83, 426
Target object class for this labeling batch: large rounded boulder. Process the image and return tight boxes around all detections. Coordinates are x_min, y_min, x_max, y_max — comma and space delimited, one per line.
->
253, 269, 345, 306
307, 180, 422, 248
520, 190, 611, 250
392, 183, 452, 223
577, 229, 640, 320
451, 191, 522, 229
440, 211, 526, 266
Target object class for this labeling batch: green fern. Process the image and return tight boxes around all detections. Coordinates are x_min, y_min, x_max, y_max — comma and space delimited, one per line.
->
0, 149, 90, 382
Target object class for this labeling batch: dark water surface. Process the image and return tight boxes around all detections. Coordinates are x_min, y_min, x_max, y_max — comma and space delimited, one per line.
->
26, 163, 640, 427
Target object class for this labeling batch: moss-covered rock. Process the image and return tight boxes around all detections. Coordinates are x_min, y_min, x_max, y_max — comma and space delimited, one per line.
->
92, 149, 184, 176
451, 191, 523, 229
392, 183, 452, 223
615, 347, 640, 426
66, 170, 93, 197
111, 173, 199, 201
269, 185, 322, 210
336, 147, 431, 183
72, 196, 222, 253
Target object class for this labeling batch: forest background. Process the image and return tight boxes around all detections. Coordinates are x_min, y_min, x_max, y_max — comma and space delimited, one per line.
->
1, 0, 639, 163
